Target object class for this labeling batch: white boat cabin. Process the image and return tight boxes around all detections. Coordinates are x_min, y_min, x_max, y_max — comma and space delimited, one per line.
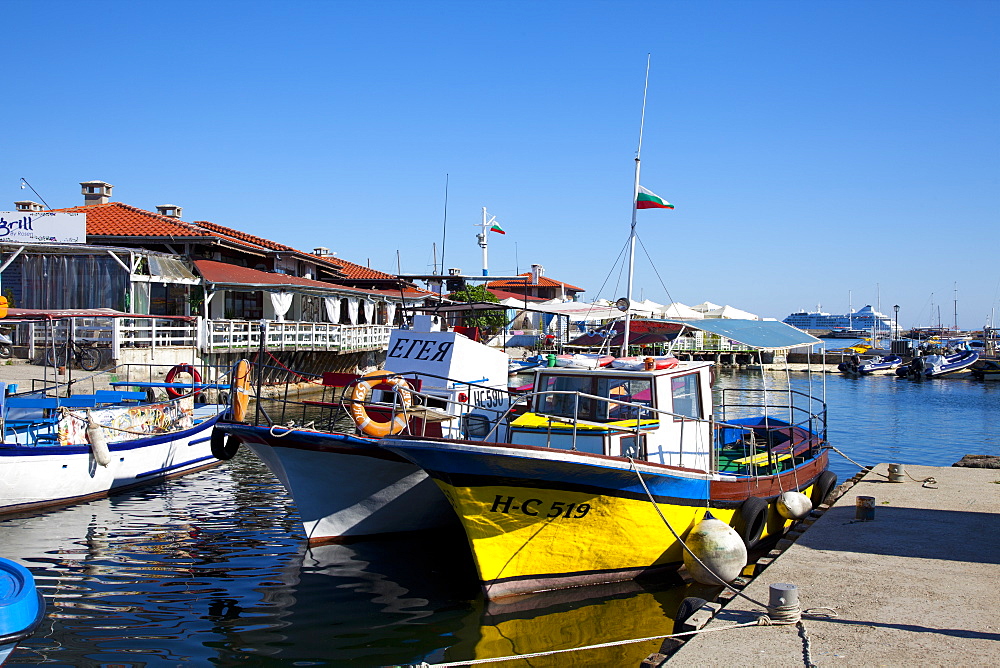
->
511, 362, 715, 471
382, 316, 512, 440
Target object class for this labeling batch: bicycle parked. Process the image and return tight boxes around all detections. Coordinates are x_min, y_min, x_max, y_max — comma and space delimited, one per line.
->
43, 340, 104, 371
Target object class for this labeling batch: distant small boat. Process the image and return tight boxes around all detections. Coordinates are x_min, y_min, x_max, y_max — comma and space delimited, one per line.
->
896, 351, 980, 379
839, 354, 903, 376
0, 558, 44, 663
508, 355, 547, 375
971, 359, 1000, 381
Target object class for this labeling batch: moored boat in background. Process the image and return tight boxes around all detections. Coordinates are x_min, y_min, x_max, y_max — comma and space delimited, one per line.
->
896, 350, 980, 379
0, 371, 228, 516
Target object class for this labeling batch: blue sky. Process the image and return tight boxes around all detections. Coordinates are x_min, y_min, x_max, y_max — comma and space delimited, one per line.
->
3, 0, 998, 329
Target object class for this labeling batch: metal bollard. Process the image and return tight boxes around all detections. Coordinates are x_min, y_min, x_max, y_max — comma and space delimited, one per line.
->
855, 495, 875, 521
887, 463, 905, 483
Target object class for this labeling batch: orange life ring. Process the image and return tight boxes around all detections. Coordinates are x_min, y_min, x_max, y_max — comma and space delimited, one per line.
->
348, 371, 412, 437
165, 363, 202, 399
230, 359, 251, 422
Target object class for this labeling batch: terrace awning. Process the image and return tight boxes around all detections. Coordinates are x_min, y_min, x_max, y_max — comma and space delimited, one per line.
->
660, 318, 819, 350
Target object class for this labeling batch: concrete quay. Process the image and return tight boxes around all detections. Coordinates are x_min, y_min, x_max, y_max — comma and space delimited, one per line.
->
664, 464, 1000, 667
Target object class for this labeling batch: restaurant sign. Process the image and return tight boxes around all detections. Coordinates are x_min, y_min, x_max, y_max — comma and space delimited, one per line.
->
0, 211, 86, 244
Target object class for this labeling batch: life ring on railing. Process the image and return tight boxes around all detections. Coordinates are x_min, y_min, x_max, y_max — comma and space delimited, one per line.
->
230, 359, 251, 423
165, 364, 202, 399
348, 370, 412, 438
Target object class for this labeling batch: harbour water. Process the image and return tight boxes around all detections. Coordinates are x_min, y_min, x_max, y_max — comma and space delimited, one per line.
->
1, 371, 997, 666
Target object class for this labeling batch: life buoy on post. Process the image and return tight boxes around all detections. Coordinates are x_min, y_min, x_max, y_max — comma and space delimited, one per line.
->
230, 359, 251, 423
348, 370, 412, 438
165, 364, 202, 399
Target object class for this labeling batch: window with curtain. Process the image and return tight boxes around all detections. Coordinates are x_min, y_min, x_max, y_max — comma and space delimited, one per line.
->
19, 253, 129, 310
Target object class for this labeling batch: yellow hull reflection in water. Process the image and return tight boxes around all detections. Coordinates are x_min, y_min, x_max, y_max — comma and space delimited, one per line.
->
449, 580, 718, 667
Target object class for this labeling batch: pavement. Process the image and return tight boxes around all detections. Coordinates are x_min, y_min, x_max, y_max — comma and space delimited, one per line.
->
664, 464, 1000, 666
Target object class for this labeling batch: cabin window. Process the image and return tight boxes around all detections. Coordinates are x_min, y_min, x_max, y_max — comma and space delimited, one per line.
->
537, 374, 598, 419
670, 373, 702, 420
535, 374, 654, 423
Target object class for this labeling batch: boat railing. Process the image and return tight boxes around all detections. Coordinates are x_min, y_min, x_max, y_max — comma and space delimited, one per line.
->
16, 361, 237, 402
242, 366, 520, 440
495, 386, 826, 470
718, 386, 828, 447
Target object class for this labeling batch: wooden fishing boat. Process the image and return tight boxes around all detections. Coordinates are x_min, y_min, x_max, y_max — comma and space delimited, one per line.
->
971, 359, 1000, 381
384, 326, 834, 599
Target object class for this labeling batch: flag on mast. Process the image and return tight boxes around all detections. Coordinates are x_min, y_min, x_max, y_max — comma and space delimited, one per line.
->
636, 186, 674, 210
489, 220, 506, 234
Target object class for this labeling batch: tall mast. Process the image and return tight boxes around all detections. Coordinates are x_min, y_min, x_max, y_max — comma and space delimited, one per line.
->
621, 55, 651, 357
476, 206, 498, 276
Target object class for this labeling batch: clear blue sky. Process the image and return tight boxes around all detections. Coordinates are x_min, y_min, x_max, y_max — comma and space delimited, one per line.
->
3, 0, 998, 329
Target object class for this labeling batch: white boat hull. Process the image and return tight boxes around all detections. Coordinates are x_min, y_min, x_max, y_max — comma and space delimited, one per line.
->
0, 413, 221, 514
225, 425, 457, 542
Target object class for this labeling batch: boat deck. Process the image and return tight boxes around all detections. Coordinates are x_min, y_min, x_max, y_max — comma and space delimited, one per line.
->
663, 464, 1000, 666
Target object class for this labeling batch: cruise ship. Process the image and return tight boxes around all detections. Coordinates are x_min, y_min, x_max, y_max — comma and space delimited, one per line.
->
783, 305, 896, 336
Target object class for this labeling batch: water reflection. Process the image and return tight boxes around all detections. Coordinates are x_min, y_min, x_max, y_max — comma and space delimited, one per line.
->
1, 372, 996, 665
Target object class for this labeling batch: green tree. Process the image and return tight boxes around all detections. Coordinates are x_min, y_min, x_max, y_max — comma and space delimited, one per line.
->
448, 284, 506, 337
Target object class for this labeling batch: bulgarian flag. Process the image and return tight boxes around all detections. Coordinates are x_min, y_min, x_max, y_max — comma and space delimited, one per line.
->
636, 186, 674, 210
490, 220, 506, 234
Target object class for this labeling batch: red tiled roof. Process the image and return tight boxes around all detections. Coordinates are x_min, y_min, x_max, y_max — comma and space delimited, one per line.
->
327, 256, 399, 282
49, 202, 213, 238
193, 260, 430, 298
49, 201, 407, 287
486, 272, 584, 292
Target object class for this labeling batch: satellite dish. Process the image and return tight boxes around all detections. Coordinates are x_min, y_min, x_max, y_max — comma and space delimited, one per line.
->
615, 297, 630, 312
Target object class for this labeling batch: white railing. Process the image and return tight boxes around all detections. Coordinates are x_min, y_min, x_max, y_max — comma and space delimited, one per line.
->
18, 317, 392, 360
22, 317, 199, 361
203, 320, 391, 353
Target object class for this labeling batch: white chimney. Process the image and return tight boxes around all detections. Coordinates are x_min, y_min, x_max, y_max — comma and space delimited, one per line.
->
156, 205, 183, 218
531, 263, 544, 284
80, 180, 113, 205
314, 246, 330, 257
14, 201, 44, 212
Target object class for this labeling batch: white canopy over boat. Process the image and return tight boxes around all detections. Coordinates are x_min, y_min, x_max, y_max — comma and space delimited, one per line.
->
661, 318, 820, 350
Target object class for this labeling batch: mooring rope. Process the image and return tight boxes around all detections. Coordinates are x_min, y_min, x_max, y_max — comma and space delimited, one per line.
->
828, 445, 938, 488
627, 458, 769, 609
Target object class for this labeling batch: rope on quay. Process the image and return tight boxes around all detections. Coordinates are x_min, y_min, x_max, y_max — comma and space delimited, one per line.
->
395, 603, 839, 668
827, 445, 938, 488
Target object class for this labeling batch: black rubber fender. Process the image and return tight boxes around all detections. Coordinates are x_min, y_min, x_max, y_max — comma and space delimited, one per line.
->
735, 496, 769, 548
210, 429, 241, 461
811, 470, 838, 507
674, 596, 709, 635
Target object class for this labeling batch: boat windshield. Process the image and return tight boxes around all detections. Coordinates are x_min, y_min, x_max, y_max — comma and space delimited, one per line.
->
535, 373, 653, 422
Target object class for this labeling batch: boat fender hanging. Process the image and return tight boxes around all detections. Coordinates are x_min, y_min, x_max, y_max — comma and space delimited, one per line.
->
735, 496, 769, 548
210, 429, 241, 461
165, 364, 202, 399
85, 409, 112, 467
776, 491, 813, 520
683, 511, 748, 585
810, 470, 838, 508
